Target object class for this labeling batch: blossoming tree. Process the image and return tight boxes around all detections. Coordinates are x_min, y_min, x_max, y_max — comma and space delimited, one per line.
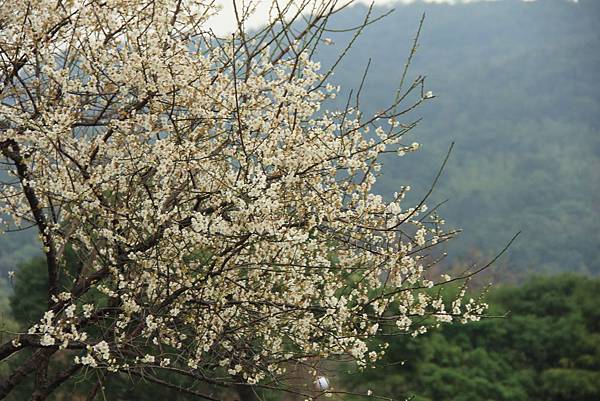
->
0, 1, 489, 400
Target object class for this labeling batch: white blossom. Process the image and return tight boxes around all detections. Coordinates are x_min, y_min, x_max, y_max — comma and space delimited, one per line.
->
40, 334, 55, 346
0, 0, 486, 396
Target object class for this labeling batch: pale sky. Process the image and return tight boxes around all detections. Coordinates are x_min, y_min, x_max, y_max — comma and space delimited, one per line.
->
206, 0, 499, 35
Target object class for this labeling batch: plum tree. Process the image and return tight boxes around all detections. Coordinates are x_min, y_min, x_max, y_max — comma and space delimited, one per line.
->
0, 1, 486, 400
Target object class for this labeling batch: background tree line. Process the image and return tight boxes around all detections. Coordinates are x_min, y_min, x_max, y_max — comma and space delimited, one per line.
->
3, 261, 600, 400
342, 274, 600, 401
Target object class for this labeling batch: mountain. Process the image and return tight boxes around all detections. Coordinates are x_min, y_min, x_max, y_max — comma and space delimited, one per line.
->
318, 0, 600, 274
0, 0, 598, 276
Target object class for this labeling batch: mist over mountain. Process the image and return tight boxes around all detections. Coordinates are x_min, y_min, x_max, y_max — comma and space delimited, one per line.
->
318, 0, 600, 275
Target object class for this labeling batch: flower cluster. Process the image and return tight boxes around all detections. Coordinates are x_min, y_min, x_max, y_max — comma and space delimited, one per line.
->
0, 0, 486, 393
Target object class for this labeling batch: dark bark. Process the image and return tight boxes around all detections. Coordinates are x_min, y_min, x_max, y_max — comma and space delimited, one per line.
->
0, 140, 59, 304
0, 348, 56, 399
235, 384, 260, 401
28, 364, 81, 401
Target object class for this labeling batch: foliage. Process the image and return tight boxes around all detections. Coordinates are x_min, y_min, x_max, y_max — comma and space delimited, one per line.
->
343, 274, 600, 401
0, 280, 18, 378
9, 257, 47, 326
5, 262, 600, 400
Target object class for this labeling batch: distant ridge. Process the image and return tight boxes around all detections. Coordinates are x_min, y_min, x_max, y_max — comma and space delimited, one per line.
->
317, 0, 600, 275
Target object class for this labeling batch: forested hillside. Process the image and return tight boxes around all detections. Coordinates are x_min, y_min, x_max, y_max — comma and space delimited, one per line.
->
343, 274, 600, 401
319, 0, 600, 274
0, 0, 598, 276
3, 267, 599, 401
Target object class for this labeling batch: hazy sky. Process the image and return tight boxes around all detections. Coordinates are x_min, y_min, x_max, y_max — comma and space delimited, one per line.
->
207, 0, 502, 34
206, 0, 581, 34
